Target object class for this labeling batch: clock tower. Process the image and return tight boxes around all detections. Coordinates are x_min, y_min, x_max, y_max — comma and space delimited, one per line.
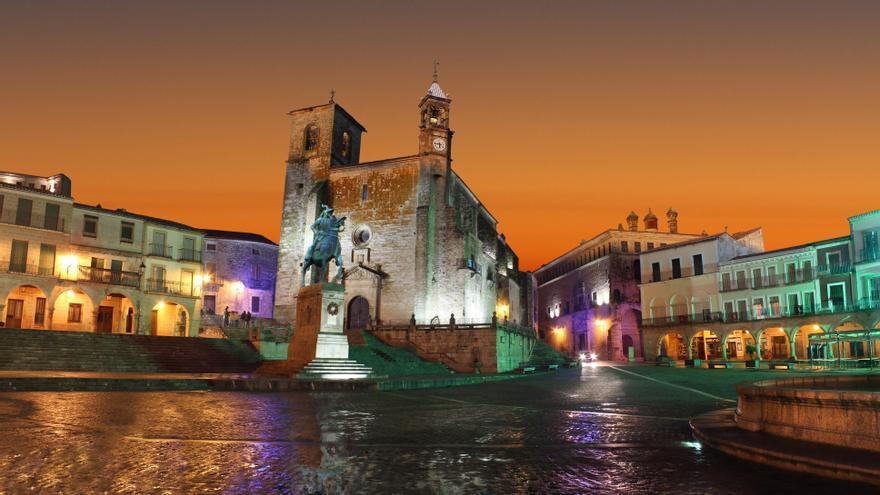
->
418, 68, 452, 162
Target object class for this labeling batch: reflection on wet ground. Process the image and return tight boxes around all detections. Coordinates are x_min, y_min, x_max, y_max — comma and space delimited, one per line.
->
0, 367, 872, 494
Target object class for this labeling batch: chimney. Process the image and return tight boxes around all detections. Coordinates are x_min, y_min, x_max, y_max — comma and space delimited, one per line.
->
626, 211, 639, 231
643, 209, 658, 231
666, 208, 678, 234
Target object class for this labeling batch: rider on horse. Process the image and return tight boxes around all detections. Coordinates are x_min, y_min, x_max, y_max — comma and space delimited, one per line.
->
302, 204, 346, 286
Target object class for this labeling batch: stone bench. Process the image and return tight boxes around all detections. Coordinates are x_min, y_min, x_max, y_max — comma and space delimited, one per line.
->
521, 366, 536, 374
708, 362, 731, 369
768, 362, 794, 370
547, 364, 559, 371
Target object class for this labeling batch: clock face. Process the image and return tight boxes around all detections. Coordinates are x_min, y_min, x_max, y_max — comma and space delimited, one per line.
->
432, 137, 447, 152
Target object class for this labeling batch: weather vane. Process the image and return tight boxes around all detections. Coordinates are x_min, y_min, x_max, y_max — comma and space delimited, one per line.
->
329, 88, 335, 103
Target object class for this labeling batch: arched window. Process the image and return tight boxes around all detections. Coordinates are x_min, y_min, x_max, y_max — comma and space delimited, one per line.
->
304, 125, 319, 151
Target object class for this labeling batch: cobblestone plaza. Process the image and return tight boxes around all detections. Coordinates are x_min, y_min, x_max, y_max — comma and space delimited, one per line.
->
0, 367, 871, 494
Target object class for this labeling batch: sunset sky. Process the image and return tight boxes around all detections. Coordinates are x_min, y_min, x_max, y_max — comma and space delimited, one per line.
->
1, 1, 878, 269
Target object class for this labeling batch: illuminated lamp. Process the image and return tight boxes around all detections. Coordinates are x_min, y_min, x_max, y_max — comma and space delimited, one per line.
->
60, 255, 78, 278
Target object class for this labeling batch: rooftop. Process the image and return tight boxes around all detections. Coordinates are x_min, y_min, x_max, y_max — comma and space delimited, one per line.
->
74, 203, 199, 232
202, 229, 277, 246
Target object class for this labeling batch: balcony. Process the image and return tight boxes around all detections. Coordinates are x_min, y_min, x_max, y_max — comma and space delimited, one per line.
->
0, 260, 56, 277
148, 243, 173, 258
178, 248, 202, 263
145, 278, 197, 297
77, 266, 141, 288
859, 246, 880, 264
818, 263, 851, 275
644, 299, 880, 327
0, 210, 67, 233
458, 257, 482, 275
719, 279, 751, 292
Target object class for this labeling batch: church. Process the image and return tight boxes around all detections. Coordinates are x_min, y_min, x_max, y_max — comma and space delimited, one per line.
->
273, 75, 534, 331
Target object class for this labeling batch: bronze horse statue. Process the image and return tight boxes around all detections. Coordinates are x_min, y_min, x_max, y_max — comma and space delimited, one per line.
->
301, 204, 346, 286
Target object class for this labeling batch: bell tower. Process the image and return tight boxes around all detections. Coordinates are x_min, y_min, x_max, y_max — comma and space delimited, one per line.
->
418, 63, 452, 162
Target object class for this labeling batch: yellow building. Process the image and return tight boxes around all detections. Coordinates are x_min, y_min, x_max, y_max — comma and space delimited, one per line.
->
1, 171, 204, 336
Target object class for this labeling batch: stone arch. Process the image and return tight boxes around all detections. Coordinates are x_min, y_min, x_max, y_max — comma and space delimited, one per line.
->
721, 329, 757, 361
648, 297, 665, 321
656, 331, 687, 360
791, 324, 828, 360
756, 326, 791, 361
95, 291, 138, 334
50, 287, 96, 332
689, 329, 722, 360
618, 308, 641, 359
150, 300, 190, 337
2, 284, 51, 329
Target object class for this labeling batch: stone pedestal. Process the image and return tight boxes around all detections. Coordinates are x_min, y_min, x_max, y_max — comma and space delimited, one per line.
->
258, 283, 371, 379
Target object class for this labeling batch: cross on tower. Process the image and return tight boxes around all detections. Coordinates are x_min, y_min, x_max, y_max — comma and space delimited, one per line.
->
432, 60, 439, 83
329, 88, 335, 103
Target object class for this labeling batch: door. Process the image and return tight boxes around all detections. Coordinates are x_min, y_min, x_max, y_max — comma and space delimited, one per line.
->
787, 294, 800, 315
828, 284, 845, 310
110, 260, 123, 285
152, 231, 167, 257
180, 270, 194, 296
44, 203, 60, 230
15, 198, 32, 226
772, 336, 787, 358
5, 299, 24, 328
38, 244, 56, 276
151, 310, 159, 336
346, 296, 370, 330
97, 306, 114, 333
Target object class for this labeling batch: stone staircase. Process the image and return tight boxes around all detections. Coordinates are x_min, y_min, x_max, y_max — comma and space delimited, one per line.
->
0, 328, 262, 374
297, 358, 373, 380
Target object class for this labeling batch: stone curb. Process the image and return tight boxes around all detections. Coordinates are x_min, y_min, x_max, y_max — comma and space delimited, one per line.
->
691, 408, 880, 487
0, 371, 546, 393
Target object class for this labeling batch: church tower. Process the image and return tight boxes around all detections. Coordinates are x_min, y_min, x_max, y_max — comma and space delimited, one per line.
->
274, 94, 366, 324
418, 66, 453, 170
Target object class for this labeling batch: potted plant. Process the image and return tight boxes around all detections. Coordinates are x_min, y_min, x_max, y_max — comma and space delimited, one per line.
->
745, 344, 758, 368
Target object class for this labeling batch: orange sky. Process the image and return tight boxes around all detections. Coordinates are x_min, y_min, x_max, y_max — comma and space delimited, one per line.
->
1, 1, 878, 270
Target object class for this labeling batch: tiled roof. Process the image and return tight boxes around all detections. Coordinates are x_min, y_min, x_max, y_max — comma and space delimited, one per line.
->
202, 229, 277, 246
427, 82, 449, 99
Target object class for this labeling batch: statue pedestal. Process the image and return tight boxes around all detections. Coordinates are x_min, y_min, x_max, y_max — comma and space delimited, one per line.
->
258, 283, 371, 379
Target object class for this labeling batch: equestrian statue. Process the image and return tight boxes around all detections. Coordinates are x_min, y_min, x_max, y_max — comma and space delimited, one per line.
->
301, 204, 346, 286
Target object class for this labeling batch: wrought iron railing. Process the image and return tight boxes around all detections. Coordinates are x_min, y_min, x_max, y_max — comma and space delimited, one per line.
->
77, 265, 141, 288
643, 299, 880, 327
859, 246, 880, 263
0, 260, 56, 277
145, 278, 197, 297
178, 249, 202, 262
0, 210, 67, 233
148, 243, 173, 258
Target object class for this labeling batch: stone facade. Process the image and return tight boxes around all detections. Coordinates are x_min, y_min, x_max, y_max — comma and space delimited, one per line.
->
1, 171, 204, 337
201, 230, 277, 320
642, 210, 880, 366
535, 210, 703, 360
273, 79, 533, 332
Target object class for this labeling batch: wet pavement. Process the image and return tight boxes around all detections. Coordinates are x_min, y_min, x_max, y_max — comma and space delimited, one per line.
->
0, 365, 873, 494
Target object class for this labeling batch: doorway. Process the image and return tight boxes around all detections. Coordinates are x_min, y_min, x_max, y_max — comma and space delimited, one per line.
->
5, 299, 24, 328
97, 306, 114, 333
346, 296, 370, 330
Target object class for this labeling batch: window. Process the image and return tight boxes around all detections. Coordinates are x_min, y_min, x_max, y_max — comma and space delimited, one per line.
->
120, 221, 134, 243
38, 244, 55, 276
304, 125, 319, 151
735, 270, 746, 289
647, 242, 655, 250
635, 242, 642, 253
753, 297, 764, 318
353, 225, 372, 247
44, 203, 60, 230
752, 268, 762, 288
693, 254, 704, 276
786, 263, 797, 283
206, 243, 216, 252
767, 266, 777, 284
620, 241, 629, 253
721, 272, 731, 290
826, 252, 841, 269
34, 297, 46, 326
768, 296, 781, 317
83, 215, 98, 238
341, 131, 351, 158
252, 248, 260, 256
633, 260, 641, 282
651, 262, 661, 282
10, 240, 28, 273
15, 198, 33, 226
68, 303, 82, 323
251, 296, 261, 313
252, 264, 261, 280
671, 258, 682, 279
361, 184, 368, 203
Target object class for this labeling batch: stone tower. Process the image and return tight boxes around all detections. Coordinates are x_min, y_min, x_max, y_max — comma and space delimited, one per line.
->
626, 211, 639, 231
274, 99, 367, 323
414, 74, 455, 320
